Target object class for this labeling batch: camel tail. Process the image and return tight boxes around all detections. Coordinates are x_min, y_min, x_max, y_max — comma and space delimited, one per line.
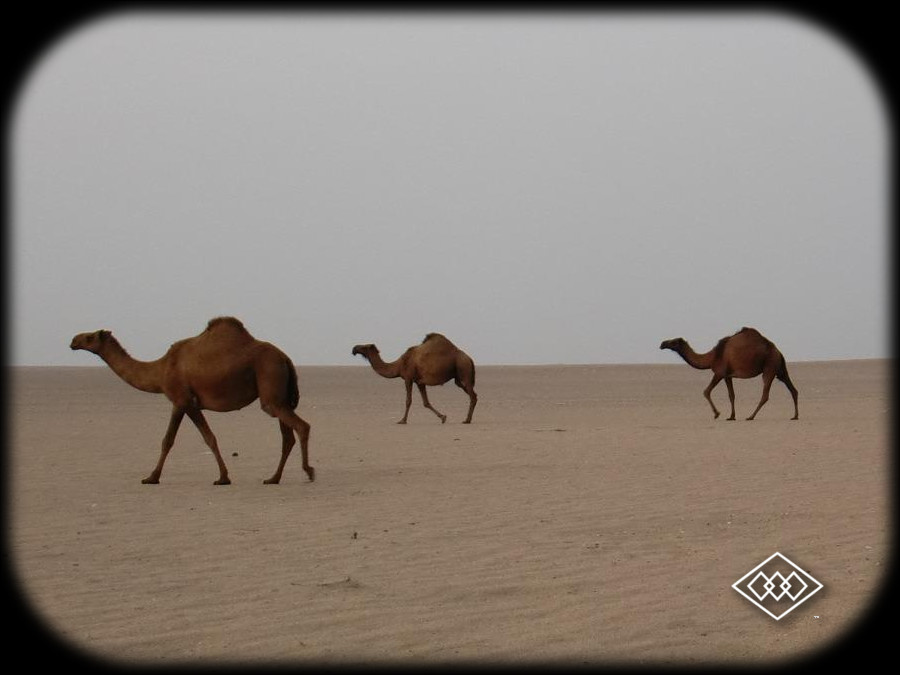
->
286, 360, 300, 410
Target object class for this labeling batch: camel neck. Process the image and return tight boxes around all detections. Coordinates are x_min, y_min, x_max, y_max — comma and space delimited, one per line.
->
99, 338, 165, 393
676, 344, 716, 370
365, 351, 402, 379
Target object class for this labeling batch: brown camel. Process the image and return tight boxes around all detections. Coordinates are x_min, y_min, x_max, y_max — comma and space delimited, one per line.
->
69, 317, 314, 485
659, 327, 799, 421
351, 333, 478, 424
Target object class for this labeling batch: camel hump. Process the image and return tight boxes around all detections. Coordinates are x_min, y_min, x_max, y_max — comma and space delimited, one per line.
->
206, 316, 248, 332
736, 326, 773, 344
421, 333, 459, 353
204, 316, 257, 341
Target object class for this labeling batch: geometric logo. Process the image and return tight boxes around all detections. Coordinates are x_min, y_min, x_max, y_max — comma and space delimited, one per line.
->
732, 552, 824, 620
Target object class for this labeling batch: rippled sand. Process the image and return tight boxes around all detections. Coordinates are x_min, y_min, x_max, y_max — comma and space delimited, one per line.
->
7, 360, 890, 666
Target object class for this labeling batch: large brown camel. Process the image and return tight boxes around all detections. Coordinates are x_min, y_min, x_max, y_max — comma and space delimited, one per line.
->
659, 327, 799, 421
351, 333, 478, 424
69, 317, 314, 485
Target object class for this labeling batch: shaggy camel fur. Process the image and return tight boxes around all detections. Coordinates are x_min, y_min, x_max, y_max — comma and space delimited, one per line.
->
70, 317, 314, 485
352, 333, 478, 424
659, 327, 799, 421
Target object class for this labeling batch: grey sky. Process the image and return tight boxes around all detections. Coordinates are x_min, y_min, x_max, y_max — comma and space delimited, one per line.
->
11, 11, 888, 366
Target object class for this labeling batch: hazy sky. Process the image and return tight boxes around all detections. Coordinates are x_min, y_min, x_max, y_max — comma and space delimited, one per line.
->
11, 10, 888, 366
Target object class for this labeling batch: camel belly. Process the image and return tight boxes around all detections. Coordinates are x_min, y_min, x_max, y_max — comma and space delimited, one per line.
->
187, 371, 259, 412
416, 375, 452, 387
198, 394, 256, 412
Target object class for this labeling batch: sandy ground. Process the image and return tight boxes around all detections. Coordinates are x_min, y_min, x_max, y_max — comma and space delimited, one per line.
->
6, 360, 891, 667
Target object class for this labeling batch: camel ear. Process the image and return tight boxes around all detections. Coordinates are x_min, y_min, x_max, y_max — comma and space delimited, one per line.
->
98, 330, 111, 341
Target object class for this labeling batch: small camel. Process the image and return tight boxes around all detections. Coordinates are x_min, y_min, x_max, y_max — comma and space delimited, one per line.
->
70, 317, 314, 485
659, 327, 799, 421
352, 333, 478, 424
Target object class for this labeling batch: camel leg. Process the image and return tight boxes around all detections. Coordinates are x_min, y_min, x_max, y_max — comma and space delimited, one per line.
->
265, 411, 314, 484
143, 407, 184, 484
746, 372, 775, 421
777, 368, 800, 420
417, 383, 447, 423
398, 380, 413, 424
703, 374, 723, 419
265, 421, 295, 485
185, 408, 231, 485
456, 380, 477, 424
725, 378, 736, 421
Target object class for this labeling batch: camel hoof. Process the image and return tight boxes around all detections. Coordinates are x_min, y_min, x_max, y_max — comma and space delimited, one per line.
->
462, 420, 472, 424
440, 416, 447, 424
214, 477, 232, 485
141, 477, 159, 484
397, 420, 407, 425
306, 467, 316, 482
727, 416, 736, 421
713, 412, 720, 419
263, 477, 279, 485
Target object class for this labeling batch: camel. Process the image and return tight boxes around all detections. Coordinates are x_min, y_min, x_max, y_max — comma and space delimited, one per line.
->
659, 327, 799, 421
351, 333, 478, 424
69, 317, 314, 485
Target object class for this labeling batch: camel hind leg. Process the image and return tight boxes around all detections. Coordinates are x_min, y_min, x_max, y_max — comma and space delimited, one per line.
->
417, 383, 447, 423
777, 361, 800, 420
257, 354, 314, 482
264, 413, 313, 484
455, 378, 477, 424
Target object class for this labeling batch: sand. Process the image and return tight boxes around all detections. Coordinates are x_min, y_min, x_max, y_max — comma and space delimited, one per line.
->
6, 360, 890, 666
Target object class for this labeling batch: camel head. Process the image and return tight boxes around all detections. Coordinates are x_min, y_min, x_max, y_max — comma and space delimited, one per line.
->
70, 329, 113, 354
351, 343, 379, 360
659, 337, 687, 352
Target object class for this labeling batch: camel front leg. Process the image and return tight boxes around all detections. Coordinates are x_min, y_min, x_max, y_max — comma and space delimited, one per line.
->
144, 407, 184, 484
703, 374, 722, 419
746, 373, 774, 421
185, 408, 231, 485
398, 380, 413, 424
725, 378, 736, 421
417, 383, 447, 423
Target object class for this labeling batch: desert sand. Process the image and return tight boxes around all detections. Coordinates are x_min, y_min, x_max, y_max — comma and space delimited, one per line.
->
7, 360, 890, 666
